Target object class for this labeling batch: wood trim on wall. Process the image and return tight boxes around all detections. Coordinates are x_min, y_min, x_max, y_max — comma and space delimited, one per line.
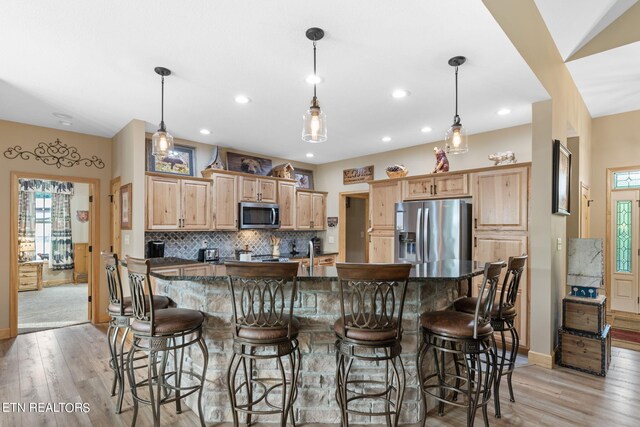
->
0, 328, 10, 340
10, 171, 102, 338
338, 191, 369, 263
528, 350, 554, 369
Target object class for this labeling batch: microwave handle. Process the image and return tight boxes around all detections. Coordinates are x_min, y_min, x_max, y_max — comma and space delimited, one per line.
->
271, 207, 277, 225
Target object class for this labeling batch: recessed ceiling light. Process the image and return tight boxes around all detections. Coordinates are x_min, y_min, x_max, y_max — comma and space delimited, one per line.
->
392, 89, 410, 99
53, 112, 73, 119
497, 108, 511, 116
381, 136, 392, 142
306, 74, 323, 84
421, 126, 433, 133
200, 129, 211, 135
235, 95, 251, 104
59, 121, 72, 126
306, 153, 314, 158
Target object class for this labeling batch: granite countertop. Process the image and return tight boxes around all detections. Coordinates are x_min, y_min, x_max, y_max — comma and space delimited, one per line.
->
149, 259, 484, 283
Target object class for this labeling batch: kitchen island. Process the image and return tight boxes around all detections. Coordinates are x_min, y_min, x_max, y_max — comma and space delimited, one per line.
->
149, 259, 483, 424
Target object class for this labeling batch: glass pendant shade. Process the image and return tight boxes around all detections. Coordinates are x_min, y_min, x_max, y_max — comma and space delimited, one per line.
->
302, 102, 327, 143
152, 126, 174, 157
445, 121, 468, 154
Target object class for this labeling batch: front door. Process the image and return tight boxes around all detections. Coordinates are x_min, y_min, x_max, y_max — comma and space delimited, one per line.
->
610, 190, 639, 313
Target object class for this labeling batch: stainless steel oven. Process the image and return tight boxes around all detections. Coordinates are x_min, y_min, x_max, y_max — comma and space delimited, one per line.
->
239, 202, 280, 229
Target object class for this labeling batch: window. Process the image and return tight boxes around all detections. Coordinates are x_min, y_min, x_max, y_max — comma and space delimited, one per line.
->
613, 170, 640, 189
35, 191, 52, 256
615, 200, 632, 273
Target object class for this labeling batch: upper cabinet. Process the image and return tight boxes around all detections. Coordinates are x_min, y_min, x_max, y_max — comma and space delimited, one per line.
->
211, 172, 238, 230
296, 190, 326, 230
239, 176, 277, 203
369, 180, 402, 230
147, 174, 211, 231
403, 173, 469, 200
473, 167, 528, 231
278, 180, 296, 230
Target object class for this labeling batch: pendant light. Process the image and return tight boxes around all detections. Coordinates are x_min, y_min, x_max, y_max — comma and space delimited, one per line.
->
445, 56, 468, 154
302, 27, 327, 144
152, 66, 174, 157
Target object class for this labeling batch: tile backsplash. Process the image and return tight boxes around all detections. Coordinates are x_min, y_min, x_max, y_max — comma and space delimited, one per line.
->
145, 230, 318, 260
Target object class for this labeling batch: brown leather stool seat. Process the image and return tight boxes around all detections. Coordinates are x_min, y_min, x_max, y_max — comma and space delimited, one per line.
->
420, 310, 493, 339
131, 308, 204, 335
237, 314, 300, 340
334, 315, 398, 342
108, 295, 171, 316
453, 297, 517, 319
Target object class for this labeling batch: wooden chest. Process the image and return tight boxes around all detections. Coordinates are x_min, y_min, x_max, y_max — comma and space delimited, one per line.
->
558, 325, 611, 377
18, 261, 44, 292
562, 295, 606, 334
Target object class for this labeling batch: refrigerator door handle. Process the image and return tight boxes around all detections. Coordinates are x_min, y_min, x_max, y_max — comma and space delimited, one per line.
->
416, 207, 423, 263
423, 207, 429, 262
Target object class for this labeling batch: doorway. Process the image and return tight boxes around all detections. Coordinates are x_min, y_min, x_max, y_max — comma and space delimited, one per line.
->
339, 191, 369, 262
10, 172, 99, 336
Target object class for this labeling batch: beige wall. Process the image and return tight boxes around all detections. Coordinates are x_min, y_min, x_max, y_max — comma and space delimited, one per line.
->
590, 110, 640, 242
71, 182, 90, 243
0, 119, 112, 331
316, 124, 532, 253
485, 0, 593, 360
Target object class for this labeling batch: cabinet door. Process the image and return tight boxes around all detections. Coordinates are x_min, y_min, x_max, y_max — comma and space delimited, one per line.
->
473, 167, 528, 231
434, 174, 468, 197
296, 192, 312, 229
370, 181, 402, 230
147, 175, 181, 230
311, 193, 326, 229
181, 179, 212, 230
239, 176, 258, 202
403, 177, 434, 200
315, 255, 336, 266
213, 174, 238, 230
369, 231, 395, 263
473, 233, 528, 348
181, 264, 212, 277
278, 181, 296, 230
259, 179, 278, 203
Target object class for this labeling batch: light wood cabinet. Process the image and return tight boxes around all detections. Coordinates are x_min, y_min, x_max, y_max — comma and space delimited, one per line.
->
473, 233, 528, 348
403, 174, 468, 200
278, 181, 296, 230
147, 174, 212, 231
369, 180, 402, 230
239, 176, 277, 203
473, 167, 528, 231
18, 261, 44, 292
296, 190, 326, 230
73, 243, 89, 283
298, 254, 336, 267
368, 231, 395, 263
211, 173, 238, 230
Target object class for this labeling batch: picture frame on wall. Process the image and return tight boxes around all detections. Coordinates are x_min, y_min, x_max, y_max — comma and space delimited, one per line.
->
146, 139, 196, 176
120, 183, 132, 230
552, 139, 571, 215
226, 151, 272, 176
294, 168, 314, 190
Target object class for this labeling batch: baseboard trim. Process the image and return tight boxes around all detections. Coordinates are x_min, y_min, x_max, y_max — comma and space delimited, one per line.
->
0, 328, 11, 340
528, 350, 554, 368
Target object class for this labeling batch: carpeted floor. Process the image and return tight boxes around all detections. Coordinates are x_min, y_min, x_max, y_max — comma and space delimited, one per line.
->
18, 283, 89, 334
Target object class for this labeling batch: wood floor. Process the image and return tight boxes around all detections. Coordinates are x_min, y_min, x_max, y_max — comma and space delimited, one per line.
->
1, 323, 639, 426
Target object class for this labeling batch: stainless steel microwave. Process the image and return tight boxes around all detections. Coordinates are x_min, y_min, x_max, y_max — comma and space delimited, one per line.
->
239, 202, 280, 229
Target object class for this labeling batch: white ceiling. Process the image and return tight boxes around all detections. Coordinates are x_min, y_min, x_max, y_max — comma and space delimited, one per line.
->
535, 0, 640, 118
0, 0, 548, 164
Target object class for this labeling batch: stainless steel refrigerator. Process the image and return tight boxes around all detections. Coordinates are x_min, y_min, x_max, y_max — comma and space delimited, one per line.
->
394, 199, 472, 264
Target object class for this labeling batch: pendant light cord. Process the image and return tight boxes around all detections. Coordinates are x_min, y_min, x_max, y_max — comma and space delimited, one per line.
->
160, 75, 165, 130
454, 65, 459, 120
313, 39, 317, 100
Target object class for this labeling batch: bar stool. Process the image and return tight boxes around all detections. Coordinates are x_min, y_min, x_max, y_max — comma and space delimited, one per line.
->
453, 255, 527, 418
417, 261, 503, 427
225, 261, 301, 426
125, 256, 208, 427
333, 263, 412, 427
101, 252, 171, 414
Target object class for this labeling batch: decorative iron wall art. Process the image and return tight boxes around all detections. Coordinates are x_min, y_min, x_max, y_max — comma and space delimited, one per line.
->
4, 138, 105, 169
